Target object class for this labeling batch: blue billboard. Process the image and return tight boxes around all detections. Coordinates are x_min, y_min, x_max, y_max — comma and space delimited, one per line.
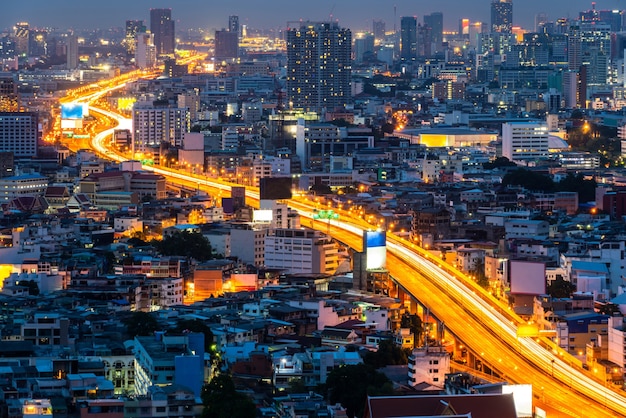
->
61, 103, 84, 119
364, 230, 386, 270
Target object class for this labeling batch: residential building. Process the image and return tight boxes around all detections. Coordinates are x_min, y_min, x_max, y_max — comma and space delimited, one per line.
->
491, 0, 513, 33
286, 21, 351, 112
0, 112, 38, 157
501, 122, 549, 163
0, 173, 48, 203
408, 346, 450, 387
264, 228, 339, 275
132, 103, 190, 152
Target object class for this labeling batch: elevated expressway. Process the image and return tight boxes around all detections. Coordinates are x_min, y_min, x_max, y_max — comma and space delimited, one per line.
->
72, 75, 626, 417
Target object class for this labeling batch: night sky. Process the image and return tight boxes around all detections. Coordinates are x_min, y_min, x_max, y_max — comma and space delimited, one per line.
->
1, 0, 623, 32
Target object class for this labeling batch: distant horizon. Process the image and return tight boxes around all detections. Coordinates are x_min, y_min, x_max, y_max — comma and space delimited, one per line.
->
2, 0, 624, 33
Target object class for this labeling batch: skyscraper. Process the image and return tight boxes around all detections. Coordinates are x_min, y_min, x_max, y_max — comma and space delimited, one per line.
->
229, 15, 240, 36
66, 34, 78, 69
400, 16, 417, 61
214, 30, 239, 59
125, 20, 146, 54
286, 21, 351, 113
373, 19, 386, 43
150, 8, 175, 56
13, 22, 29, 56
491, 0, 513, 33
424, 12, 443, 53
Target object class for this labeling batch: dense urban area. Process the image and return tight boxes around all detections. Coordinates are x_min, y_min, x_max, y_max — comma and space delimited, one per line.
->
3, 1, 626, 417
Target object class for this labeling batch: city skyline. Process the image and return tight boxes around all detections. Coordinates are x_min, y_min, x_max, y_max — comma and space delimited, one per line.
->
2, 0, 623, 33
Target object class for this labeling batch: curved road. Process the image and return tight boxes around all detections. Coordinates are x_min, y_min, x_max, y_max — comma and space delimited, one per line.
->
76, 74, 626, 417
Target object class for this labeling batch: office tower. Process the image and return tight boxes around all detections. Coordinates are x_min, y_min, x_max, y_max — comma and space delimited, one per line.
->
229, 15, 240, 36
150, 8, 175, 56
400, 16, 417, 61
354, 33, 375, 62
13, 22, 29, 56
135, 33, 156, 69
373, 19, 386, 42
459, 19, 470, 37
535, 13, 548, 32
502, 122, 549, 163
66, 34, 79, 69
132, 102, 190, 153
491, 0, 513, 33
424, 12, 443, 53
286, 21, 352, 113
125, 20, 146, 54
417, 24, 432, 57
0, 112, 38, 157
28, 29, 47, 57
214, 30, 239, 59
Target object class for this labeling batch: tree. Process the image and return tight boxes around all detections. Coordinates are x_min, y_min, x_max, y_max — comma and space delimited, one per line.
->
483, 156, 517, 170
201, 374, 256, 418
597, 303, 620, 316
546, 278, 576, 299
322, 364, 393, 418
556, 173, 596, 203
400, 313, 423, 347
153, 231, 217, 262
470, 260, 489, 289
363, 339, 408, 368
502, 168, 555, 192
122, 311, 159, 338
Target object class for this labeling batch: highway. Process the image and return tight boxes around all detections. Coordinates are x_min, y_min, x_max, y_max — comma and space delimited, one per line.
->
70, 69, 626, 417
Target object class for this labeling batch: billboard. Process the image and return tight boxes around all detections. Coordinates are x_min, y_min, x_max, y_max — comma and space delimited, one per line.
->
253, 209, 273, 223
364, 230, 386, 270
61, 119, 83, 129
61, 103, 85, 119
260, 177, 292, 200
509, 260, 546, 295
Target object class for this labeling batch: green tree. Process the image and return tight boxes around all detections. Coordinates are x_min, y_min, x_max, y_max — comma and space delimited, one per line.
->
502, 168, 555, 192
483, 156, 517, 170
556, 173, 597, 203
363, 339, 408, 368
122, 311, 159, 338
598, 303, 620, 316
322, 364, 393, 418
201, 374, 256, 418
546, 278, 576, 299
400, 313, 423, 347
470, 260, 489, 289
153, 231, 216, 262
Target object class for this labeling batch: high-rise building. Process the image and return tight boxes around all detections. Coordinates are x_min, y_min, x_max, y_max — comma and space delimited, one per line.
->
373, 19, 386, 43
150, 8, 175, 56
125, 20, 146, 54
132, 102, 190, 153
354, 33, 375, 62
214, 30, 239, 59
66, 34, 79, 70
135, 33, 156, 69
28, 29, 47, 57
286, 21, 352, 113
13, 22, 29, 56
491, 0, 513, 33
502, 121, 549, 163
424, 12, 443, 53
400, 16, 417, 61
229, 15, 240, 36
0, 112, 38, 157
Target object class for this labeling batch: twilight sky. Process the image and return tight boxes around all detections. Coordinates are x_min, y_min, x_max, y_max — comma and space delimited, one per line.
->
1, 0, 624, 32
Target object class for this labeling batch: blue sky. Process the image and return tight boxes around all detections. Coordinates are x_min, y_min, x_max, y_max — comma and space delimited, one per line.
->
1, 0, 623, 32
